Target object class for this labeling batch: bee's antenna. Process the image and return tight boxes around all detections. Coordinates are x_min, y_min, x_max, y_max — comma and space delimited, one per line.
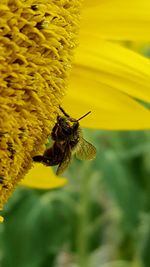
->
77, 111, 91, 121
59, 106, 70, 117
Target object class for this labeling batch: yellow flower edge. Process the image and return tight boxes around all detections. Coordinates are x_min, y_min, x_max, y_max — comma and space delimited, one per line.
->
0, 0, 81, 209
21, 163, 67, 189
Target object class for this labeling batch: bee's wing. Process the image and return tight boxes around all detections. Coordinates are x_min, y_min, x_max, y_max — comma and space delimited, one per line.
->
76, 137, 96, 160
56, 146, 72, 176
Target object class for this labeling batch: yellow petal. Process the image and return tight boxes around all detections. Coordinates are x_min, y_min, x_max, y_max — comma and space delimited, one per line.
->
21, 164, 67, 189
74, 39, 150, 104
0, 216, 4, 223
63, 40, 150, 130
82, 0, 150, 40
63, 87, 150, 130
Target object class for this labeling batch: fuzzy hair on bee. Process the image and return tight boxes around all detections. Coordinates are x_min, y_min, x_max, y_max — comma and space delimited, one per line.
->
33, 107, 96, 175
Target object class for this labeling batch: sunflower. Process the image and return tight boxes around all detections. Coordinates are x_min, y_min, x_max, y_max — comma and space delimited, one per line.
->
1, 0, 150, 213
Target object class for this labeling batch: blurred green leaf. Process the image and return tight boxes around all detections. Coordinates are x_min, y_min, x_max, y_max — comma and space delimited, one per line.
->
1, 129, 150, 267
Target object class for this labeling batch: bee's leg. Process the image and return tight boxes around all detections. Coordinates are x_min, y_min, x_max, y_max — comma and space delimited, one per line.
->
51, 122, 59, 140
59, 106, 69, 118
32, 155, 44, 162
33, 155, 60, 166
33, 155, 52, 166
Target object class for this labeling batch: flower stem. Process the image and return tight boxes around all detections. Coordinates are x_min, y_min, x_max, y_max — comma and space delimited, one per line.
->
77, 165, 91, 267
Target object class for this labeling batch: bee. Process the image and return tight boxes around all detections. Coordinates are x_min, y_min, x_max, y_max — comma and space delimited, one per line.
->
33, 107, 96, 175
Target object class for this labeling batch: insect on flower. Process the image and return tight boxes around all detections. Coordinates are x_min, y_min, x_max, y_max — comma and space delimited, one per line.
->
33, 107, 96, 175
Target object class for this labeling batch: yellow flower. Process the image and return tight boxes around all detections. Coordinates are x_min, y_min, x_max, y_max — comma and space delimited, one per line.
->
1, 0, 150, 212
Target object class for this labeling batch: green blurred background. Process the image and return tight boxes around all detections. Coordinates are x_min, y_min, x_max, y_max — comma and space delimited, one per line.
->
1, 129, 150, 267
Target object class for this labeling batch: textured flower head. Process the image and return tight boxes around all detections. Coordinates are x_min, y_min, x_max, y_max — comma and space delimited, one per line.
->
1, 0, 150, 217
0, 0, 80, 211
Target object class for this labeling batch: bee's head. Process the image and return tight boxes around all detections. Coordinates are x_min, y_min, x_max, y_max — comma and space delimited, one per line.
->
56, 110, 91, 140
57, 116, 79, 136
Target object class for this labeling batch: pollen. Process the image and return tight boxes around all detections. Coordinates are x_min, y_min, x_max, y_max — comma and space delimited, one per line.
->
0, 0, 81, 210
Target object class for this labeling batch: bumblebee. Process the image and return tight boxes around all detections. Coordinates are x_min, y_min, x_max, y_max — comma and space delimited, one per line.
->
33, 107, 96, 175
